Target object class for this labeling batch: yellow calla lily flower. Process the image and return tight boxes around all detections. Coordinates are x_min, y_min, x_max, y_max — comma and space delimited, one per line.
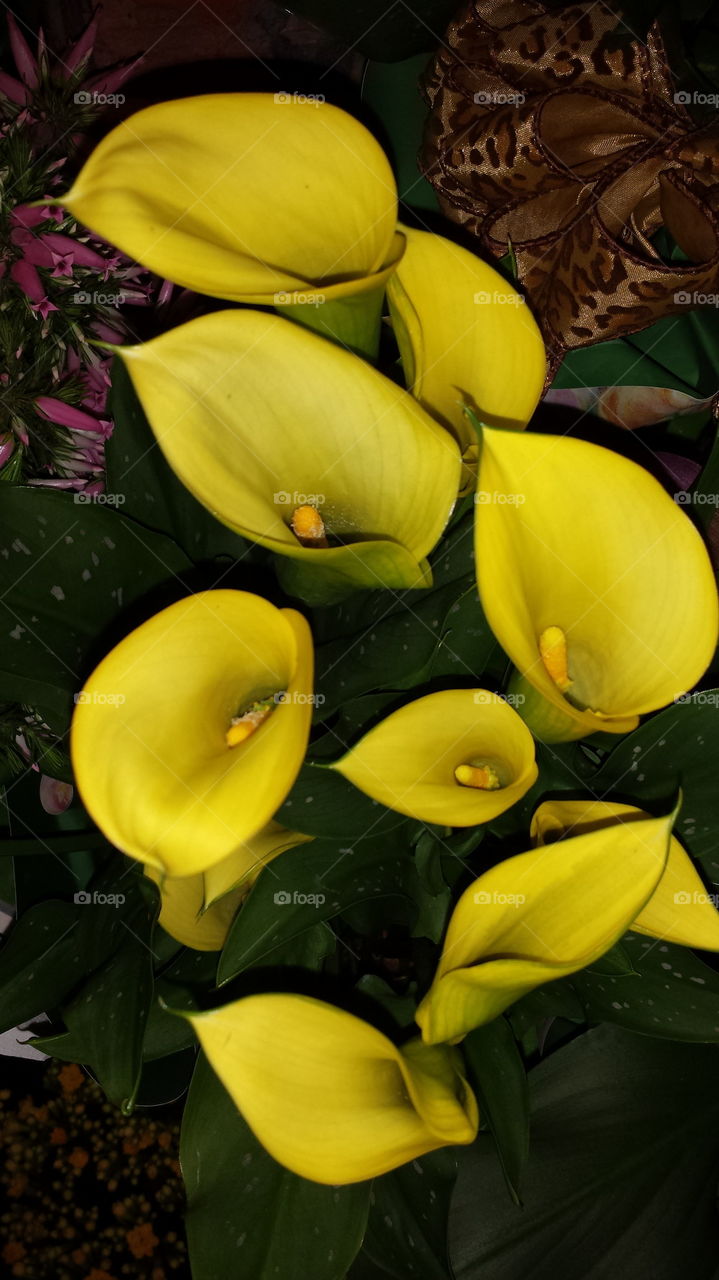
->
531, 799, 719, 951
187, 994, 478, 1183
72, 591, 313, 877
61, 94, 402, 306
416, 809, 674, 1044
475, 426, 718, 742
146, 822, 312, 952
331, 690, 537, 825
114, 310, 462, 603
387, 226, 546, 450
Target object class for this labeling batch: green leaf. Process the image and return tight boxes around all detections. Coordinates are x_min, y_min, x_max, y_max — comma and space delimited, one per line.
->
553, 310, 719, 399
0, 829, 108, 856
489, 738, 597, 841
134, 1047, 197, 1106
218, 836, 421, 983
0, 899, 82, 1034
594, 694, 719, 877
428, 507, 476, 588
34, 890, 157, 1111
346, 1252, 397, 1279
687, 425, 719, 532
362, 1149, 457, 1280
355, 975, 418, 1027
585, 941, 637, 976
106, 359, 256, 563
142, 977, 198, 1061
277, 760, 407, 839
283, 0, 459, 60
449, 1025, 719, 1280
462, 1017, 529, 1205
570, 931, 719, 1041
314, 578, 498, 715
181, 1052, 370, 1280
362, 56, 439, 211
0, 486, 191, 732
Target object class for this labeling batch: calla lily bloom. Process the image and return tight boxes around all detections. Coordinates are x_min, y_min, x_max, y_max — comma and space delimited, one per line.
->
187, 994, 478, 1184
331, 690, 537, 825
475, 426, 718, 742
60, 94, 403, 306
531, 799, 719, 951
387, 226, 546, 450
146, 822, 312, 952
416, 809, 674, 1044
72, 591, 313, 877
113, 310, 461, 603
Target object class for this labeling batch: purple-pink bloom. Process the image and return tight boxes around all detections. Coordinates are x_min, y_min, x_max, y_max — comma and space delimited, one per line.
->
36, 396, 111, 437
64, 13, 99, 74
0, 435, 14, 468
39, 775, 74, 815
7, 14, 38, 88
10, 259, 58, 317
0, 69, 29, 104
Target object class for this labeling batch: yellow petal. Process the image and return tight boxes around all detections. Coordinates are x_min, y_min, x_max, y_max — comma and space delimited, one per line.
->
72, 591, 313, 877
62, 94, 398, 303
144, 863, 249, 952
202, 821, 312, 908
416, 810, 674, 1044
331, 690, 537, 825
475, 427, 718, 741
387, 226, 546, 450
116, 310, 461, 602
531, 799, 719, 951
275, 234, 404, 360
188, 994, 478, 1183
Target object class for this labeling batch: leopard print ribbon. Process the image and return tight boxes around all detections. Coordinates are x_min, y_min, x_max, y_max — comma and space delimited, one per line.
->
422, 0, 719, 370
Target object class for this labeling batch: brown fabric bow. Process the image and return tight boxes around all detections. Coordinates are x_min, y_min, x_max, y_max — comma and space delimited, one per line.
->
421, 0, 719, 371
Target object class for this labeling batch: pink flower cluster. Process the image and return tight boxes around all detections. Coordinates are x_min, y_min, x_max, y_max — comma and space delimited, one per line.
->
0, 11, 154, 492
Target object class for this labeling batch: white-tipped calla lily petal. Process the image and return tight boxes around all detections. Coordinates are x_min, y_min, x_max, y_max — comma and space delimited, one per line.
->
116, 311, 462, 603
331, 690, 537, 825
387, 226, 546, 450
531, 798, 719, 951
188, 994, 478, 1184
416, 810, 674, 1044
62, 94, 400, 303
475, 427, 718, 741
72, 591, 313, 877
